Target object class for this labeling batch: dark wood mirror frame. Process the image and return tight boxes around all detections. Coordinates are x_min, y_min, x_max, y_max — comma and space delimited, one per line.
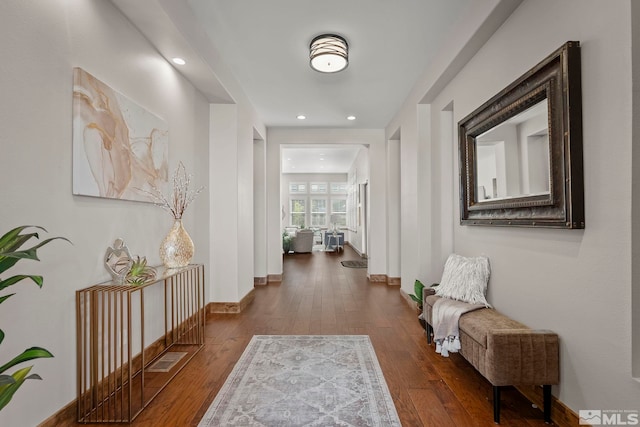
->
458, 41, 584, 228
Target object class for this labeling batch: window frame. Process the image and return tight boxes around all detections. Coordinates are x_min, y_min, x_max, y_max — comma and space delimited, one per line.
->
289, 182, 307, 194
289, 198, 307, 228
310, 197, 328, 227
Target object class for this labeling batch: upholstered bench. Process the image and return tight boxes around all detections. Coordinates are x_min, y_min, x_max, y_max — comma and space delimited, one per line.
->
423, 291, 559, 424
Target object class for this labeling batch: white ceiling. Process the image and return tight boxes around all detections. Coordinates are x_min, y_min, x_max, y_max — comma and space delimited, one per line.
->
281, 145, 361, 174
185, 0, 471, 128
110, 0, 519, 173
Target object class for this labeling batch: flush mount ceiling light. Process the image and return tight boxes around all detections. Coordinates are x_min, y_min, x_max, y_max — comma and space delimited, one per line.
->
172, 57, 186, 65
309, 34, 348, 73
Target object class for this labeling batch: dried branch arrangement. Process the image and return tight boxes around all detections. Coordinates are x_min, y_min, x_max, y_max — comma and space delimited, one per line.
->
140, 161, 204, 219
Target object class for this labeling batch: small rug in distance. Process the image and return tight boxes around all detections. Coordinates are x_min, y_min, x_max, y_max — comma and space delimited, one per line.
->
197, 335, 400, 427
341, 259, 368, 268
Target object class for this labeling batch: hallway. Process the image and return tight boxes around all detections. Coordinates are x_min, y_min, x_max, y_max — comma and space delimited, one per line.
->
64, 245, 555, 427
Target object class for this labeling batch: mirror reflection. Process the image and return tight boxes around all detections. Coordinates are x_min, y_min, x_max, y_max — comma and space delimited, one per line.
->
475, 100, 550, 202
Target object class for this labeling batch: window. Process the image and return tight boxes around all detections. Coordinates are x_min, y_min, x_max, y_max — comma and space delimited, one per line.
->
310, 198, 327, 227
289, 183, 307, 194
330, 182, 347, 194
290, 198, 306, 227
310, 182, 327, 194
330, 198, 347, 227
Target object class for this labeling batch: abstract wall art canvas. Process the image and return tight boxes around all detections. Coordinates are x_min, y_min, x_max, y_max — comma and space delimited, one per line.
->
72, 67, 168, 202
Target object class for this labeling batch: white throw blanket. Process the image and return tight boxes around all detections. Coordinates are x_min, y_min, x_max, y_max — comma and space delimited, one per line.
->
432, 298, 485, 357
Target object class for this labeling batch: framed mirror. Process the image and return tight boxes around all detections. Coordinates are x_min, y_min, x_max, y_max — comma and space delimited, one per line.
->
458, 41, 584, 228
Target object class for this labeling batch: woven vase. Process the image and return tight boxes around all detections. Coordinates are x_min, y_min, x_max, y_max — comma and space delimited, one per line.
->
160, 219, 194, 268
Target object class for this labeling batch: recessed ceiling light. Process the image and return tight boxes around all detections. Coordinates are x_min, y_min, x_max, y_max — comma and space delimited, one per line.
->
320, 158, 325, 161
347, 115, 356, 121
297, 115, 306, 120
172, 57, 186, 65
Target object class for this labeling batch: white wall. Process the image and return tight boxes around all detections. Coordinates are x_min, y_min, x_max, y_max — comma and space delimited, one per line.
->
209, 105, 262, 302
389, 106, 422, 292
347, 148, 370, 254
0, 1, 210, 425
254, 137, 267, 280
632, 0, 640, 379
390, 0, 639, 415
367, 138, 389, 277
209, 105, 240, 301
386, 139, 401, 278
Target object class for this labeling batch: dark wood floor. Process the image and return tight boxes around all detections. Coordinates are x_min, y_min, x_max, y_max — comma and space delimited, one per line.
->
63, 245, 556, 426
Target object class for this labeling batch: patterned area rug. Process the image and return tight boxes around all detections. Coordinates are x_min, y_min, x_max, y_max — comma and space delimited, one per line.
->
340, 260, 368, 268
198, 335, 401, 427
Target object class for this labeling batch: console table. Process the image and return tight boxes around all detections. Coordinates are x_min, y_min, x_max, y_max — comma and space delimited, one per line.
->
76, 264, 205, 423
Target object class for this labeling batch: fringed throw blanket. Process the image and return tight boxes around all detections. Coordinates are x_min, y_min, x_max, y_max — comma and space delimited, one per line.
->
432, 298, 485, 357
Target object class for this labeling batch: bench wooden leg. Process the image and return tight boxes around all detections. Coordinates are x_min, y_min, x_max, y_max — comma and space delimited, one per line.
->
543, 385, 552, 424
493, 386, 501, 424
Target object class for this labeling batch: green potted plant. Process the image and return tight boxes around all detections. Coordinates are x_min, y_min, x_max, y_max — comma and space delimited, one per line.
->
125, 256, 156, 286
0, 226, 69, 411
410, 279, 439, 329
409, 279, 425, 309
409, 279, 425, 329
282, 230, 292, 254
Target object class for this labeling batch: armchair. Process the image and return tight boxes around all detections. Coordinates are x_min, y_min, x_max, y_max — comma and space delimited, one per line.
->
292, 229, 314, 253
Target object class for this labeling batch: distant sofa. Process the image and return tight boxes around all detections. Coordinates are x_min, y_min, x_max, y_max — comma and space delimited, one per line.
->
292, 229, 314, 253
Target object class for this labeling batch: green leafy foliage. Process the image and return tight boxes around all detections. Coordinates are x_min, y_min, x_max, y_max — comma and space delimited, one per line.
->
282, 231, 293, 253
409, 279, 425, 307
0, 226, 69, 411
126, 256, 156, 286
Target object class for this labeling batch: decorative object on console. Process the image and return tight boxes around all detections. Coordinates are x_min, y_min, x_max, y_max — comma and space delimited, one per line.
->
458, 41, 584, 228
105, 239, 156, 285
0, 226, 70, 412
435, 253, 491, 307
104, 238, 133, 284
72, 67, 168, 202
160, 219, 194, 268
140, 162, 203, 268
125, 256, 156, 285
